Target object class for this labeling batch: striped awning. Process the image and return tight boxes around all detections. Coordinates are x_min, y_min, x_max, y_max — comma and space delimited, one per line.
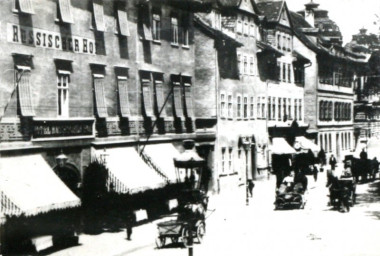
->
0, 154, 81, 217
18, 70, 35, 117
142, 144, 182, 182
93, 147, 166, 194
94, 75, 108, 118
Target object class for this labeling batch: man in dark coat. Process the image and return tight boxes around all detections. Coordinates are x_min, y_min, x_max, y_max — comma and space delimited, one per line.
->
329, 155, 337, 171
126, 210, 135, 240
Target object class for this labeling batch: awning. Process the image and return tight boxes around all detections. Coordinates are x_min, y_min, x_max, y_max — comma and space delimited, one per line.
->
93, 147, 166, 194
294, 136, 320, 152
58, 0, 74, 24
270, 137, 296, 155
18, 70, 35, 117
142, 144, 181, 182
174, 149, 205, 168
0, 154, 80, 217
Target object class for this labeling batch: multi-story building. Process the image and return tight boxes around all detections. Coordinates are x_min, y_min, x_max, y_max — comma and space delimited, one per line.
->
0, 0, 215, 225
194, 0, 263, 195
293, 0, 368, 161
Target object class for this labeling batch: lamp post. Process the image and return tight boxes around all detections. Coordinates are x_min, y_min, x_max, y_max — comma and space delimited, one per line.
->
241, 137, 251, 206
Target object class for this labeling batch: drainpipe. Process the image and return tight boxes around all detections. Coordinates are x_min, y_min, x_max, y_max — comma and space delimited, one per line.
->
215, 45, 220, 194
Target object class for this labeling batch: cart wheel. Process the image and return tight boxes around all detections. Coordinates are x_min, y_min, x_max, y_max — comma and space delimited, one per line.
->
171, 237, 178, 244
182, 227, 190, 248
155, 237, 166, 249
196, 222, 206, 243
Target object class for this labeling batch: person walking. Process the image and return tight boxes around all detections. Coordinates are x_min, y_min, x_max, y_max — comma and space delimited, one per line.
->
248, 179, 255, 197
126, 210, 135, 241
313, 165, 319, 182
329, 154, 337, 171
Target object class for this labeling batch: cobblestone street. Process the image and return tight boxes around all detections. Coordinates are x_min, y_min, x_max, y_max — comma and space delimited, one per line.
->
49, 172, 380, 256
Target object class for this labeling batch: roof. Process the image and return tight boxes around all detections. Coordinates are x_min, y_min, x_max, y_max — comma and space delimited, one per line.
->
256, 40, 283, 56
292, 50, 310, 63
256, 1, 283, 22
289, 11, 312, 29
217, 0, 241, 7
194, 14, 243, 47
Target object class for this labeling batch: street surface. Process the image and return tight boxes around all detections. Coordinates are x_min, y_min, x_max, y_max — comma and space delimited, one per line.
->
50, 170, 380, 256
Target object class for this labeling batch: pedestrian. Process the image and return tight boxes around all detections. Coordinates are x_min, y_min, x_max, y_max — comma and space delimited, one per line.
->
313, 165, 318, 182
360, 148, 368, 160
329, 154, 337, 171
248, 179, 255, 197
126, 210, 135, 241
318, 149, 326, 166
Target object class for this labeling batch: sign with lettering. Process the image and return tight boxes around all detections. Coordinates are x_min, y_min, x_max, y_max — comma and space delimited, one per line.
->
33, 119, 95, 139
7, 23, 97, 55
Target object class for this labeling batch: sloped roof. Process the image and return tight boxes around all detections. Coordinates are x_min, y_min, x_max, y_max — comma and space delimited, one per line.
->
256, 1, 283, 22
217, 0, 241, 7
290, 11, 312, 29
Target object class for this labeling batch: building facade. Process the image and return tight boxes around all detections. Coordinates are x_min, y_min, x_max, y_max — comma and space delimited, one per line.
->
0, 0, 216, 219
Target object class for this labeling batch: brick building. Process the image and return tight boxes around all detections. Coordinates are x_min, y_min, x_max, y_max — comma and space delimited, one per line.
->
0, 0, 216, 223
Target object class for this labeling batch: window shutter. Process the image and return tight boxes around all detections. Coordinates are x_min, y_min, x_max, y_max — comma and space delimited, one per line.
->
18, 71, 35, 117
118, 77, 130, 117
173, 87, 184, 118
142, 77, 153, 117
93, 0, 105, 32
184, 86, 193, 117
117, 9, 130, 36
18, 0, 34, 14
94, 76, 108, 118
58, 0, 73, 24
154, 81, 167, 118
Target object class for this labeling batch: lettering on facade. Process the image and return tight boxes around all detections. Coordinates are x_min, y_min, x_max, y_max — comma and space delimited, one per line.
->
8, 23, 97, 55
33, 120, 94, 139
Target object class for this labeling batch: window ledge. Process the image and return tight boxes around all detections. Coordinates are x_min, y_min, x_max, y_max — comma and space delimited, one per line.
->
182, 45, 190, 50
171, 43, 179, 48
153, 40, 161, 45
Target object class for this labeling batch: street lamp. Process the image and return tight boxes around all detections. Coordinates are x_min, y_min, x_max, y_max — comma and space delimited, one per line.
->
241, 137, 252, 206
100, 148, 109, 165
56, 150, 68, 168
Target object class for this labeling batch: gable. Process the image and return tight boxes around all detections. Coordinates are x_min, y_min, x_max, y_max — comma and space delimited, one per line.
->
238, 0, 255, 15
279, 8, 291, 28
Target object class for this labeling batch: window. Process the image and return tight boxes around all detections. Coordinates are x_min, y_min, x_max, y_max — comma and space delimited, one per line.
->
277, 34, 281, 50
243, 56, 248, 74
236, 15, 243, 34
287, 37, 291, 51
13, 0, 34, 14
250, 21, 255, 37
250, 96, 254, 118
299, 99, 302, 121
116, 6, 130, 36
221, 147, 226, 173
153, 73, 166, 117
278, 98, 281, 120
171, 75, 183, 118
152, 13, 161, 41
294, 99, 298, 121
117, 75, 130, 117
287, 64, 291, 83
283, 98, 287, 120
182, 14, 190, 47
138, 4, 152, 41
15, 64, 35, 117
237, 95, 242, 118
272, 97, 276, 120
267, 97, 271, 120
243, 96, 248, 118
171, 16, 179, 45
56, 0, 73, 24
329, 133, 332, 153
228, 95, 233, 118
183, 76, 193, 117
282, 35, 286, 51
243, 16, 249, 36
228, 148, 233, 172
91, 0, 105, 32
282, 63, 286, 82
250, 57, 254, 75
57, 73, 70, 117
257, 97, 261, 118
328, 102, 332, 121
261, 97, 266, 119
237, 54, 242, 75
141, 71, 153, 117
221, 93, 226, 118
288, 98, 291, 119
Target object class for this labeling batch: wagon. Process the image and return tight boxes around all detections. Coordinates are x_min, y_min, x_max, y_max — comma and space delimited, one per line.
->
155, 218, 206, 248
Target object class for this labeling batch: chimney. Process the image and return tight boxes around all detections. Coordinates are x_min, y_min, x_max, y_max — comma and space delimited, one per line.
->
304, 0, 319, 28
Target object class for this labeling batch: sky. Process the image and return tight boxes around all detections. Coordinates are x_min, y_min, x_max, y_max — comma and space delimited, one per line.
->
284, 0, 380, 44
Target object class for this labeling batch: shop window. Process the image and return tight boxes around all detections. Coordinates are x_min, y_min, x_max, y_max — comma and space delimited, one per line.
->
13, 0, 34, 14
152, 12, 161, 41
171, 16, 179, 45
56, 0, 74, 24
